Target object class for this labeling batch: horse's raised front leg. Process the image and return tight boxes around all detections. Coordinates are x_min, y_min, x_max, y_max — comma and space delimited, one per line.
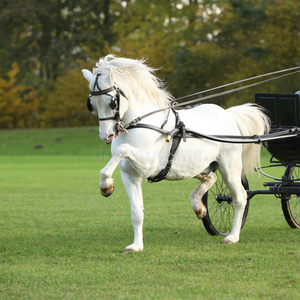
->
190, 172, 217, 219
99, 143, 152, 197
120, 161, 144, 252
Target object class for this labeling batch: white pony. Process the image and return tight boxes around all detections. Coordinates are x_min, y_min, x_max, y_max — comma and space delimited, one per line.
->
82, 55, 270, 252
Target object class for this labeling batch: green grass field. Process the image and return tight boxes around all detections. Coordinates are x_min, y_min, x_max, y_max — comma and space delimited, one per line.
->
0, 127, 299, 299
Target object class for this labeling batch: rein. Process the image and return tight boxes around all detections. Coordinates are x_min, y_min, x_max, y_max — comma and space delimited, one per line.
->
174, 66, 300, 107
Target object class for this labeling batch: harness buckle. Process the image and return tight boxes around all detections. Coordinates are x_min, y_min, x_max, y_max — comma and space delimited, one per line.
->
116, 120, 130, 135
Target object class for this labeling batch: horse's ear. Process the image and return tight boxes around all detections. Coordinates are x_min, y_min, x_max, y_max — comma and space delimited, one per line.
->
82, 69, 93, 82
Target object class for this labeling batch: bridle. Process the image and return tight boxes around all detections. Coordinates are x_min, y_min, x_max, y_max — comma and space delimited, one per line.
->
86, 73, 183, 136
87, 73, 128, 122
86, 73, 178, 137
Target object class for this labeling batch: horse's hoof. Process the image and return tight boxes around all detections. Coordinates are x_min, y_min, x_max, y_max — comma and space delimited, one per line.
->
195, 207, 207, 219
123, 248, 137, 253
223, 239, 234, 244
100, 184, 115, 197
124, 244, 143, 253
223, 235, 238, 244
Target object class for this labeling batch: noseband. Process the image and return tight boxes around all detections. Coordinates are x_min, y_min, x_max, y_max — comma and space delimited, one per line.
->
87, 73, 127, 122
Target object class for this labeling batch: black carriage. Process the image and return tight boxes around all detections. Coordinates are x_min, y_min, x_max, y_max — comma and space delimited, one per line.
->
202, 92, 300, 235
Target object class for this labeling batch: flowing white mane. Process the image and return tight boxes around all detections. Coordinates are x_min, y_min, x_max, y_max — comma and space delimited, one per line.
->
93, 55, 173, 108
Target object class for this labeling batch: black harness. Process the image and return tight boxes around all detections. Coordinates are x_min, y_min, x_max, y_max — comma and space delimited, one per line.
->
86, 75, 300, 183
123, 107, 187, 183
147, 111, 186, 183
87, 74, 300, 182
86, 74, 187, 183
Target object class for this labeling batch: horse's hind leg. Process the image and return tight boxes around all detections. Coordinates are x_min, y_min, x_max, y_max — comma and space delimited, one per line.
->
190, 171, 217, 219
218, 163, 247, 244
223, 180, 247, 244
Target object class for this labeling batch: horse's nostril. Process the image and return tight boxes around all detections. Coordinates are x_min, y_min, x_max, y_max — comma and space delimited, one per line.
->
108, 134, 115, 140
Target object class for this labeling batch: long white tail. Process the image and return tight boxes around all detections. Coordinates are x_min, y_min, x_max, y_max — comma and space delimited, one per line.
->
227, 103, 270, 175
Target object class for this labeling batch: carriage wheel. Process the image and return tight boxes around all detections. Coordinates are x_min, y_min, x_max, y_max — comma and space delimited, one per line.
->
201, 171, 249, 236
281, 165, 300, 229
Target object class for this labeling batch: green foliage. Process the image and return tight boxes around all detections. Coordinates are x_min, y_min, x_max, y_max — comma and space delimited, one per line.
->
0, 0, 299, 128
38, 64, 96, 128
215, 0, 300, 106
0, 63, 39, 128
0, 0, 115, 81
0, 127, 299, 298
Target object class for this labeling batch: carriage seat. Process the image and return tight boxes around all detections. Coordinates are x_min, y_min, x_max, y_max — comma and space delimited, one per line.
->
255, 92, 300, 128
255, 92, 300, 162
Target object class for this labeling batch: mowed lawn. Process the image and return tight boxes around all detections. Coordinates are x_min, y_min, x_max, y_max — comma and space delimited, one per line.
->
0, 127, 299, 299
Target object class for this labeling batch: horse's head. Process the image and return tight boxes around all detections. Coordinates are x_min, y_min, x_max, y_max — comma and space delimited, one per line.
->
82, 69, 129, 143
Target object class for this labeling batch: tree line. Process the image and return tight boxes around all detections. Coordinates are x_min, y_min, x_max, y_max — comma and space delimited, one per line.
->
0, 0, 299, 128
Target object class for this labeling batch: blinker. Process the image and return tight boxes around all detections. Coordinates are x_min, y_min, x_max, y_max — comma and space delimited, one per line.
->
87, 96, 93, 112
109, 95, 119, 110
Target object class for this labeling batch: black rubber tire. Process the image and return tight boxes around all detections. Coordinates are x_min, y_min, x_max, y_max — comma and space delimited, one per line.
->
201, 171, 249, 236
281, 165, 300, 229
